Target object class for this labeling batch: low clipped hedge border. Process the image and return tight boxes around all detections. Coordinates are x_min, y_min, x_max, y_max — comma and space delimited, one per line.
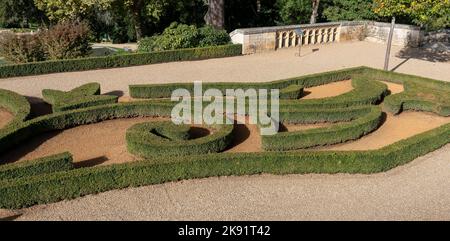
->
383, 80, 450, 116
0, 122, 448, 209
129, 67, 364, 98
0, 66, 449, 208
358, 67, 450, 116
126, 122, 234, 158
0, 89, 31, 127
0, 44, 242, 78
0, 152, 73, 181
263, 106, 383, 151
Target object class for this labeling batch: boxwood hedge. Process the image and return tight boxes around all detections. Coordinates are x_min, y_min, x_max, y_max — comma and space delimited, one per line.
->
126, 121, 234, 158
0, 66, 449, 209
129, 67, 364, 99
0, 44, 242, 78
0, 152, 73, 181
263, 106, 383, 151
0, 89, 31, 127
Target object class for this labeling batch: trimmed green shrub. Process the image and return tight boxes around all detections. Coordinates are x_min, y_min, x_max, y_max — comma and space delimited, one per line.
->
0, 152, 73, 181
129, 67, 372, 100
279, 84, 303, 99
126, 121, 234, 158
262, 106, 383, 151
0, 44, 242, 78
0, 88, 31, 126
383, 80, 450, 116
42, 83, 118, 112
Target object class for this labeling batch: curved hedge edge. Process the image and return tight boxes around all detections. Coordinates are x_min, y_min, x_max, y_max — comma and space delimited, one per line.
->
42, 83, 101, 106
0, 152, 73, 181
126, 122, 234, 158
42, 82, 119, 112
0, 89, 31, 127
129, 66, 366, 98
262, 106, 383, 151
0, 122, 448, 209
281, 75, 389, 109
0, 44, 242, 79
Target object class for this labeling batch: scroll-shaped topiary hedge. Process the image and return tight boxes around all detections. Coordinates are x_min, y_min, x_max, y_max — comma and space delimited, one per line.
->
383, 80, 450, 116
262, 106, 383, 151
42, 83, 118, 112
126, 121, 234, 158
0, 66, 449, 209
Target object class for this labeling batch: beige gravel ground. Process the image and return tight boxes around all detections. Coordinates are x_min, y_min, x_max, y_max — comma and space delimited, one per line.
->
0, 41, 448, 99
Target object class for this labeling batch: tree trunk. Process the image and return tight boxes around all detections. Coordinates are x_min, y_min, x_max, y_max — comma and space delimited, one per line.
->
130, 0, 144, 40
310, 0, 320, 24
204, 0, 225, 29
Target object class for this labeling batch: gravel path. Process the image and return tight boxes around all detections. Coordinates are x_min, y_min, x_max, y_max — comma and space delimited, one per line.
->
0, 41, 449, 99
14, 144, 450, 221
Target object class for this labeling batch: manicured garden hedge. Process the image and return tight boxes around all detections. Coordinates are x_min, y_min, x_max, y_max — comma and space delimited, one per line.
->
0, 44, 242, 78
42, 83, 118, 112
127, 121, 234, 158
0, 122, 448, 209
263, 106, 383, 151
0, 152, 73, 181
129, 67, 364, 98
0, 66, 449, 209
0, 89, 31, 126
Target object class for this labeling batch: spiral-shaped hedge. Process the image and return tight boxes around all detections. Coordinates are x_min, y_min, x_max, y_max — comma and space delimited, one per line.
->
126, 122, 234, 158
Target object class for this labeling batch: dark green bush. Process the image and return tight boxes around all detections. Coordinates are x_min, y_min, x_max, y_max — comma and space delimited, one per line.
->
42, 83, 118, 112
0, 152, 73, 181
198, 26, 231, 47
126, 121, 234, 158
0, 44, 242, 78
138, 23, 231, 52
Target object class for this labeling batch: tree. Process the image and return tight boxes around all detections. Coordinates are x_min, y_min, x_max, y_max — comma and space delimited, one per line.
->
34, 0, 113, 21
374, 0, 450, 30
310, 0, 320, 24
0, 0, 46, 28
323, 0, 378, 22
277, 0, 312, 24
205, 0, 225, 29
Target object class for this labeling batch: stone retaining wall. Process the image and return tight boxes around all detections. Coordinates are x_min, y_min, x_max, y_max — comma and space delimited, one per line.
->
230, 21, 425, 54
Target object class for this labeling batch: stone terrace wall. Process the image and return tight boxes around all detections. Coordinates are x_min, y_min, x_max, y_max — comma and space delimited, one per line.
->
230, 21, 424, 54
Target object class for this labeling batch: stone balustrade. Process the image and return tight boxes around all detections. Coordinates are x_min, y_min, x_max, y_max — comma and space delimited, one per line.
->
275, 23, 340, 49
230, 21, 423, 54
